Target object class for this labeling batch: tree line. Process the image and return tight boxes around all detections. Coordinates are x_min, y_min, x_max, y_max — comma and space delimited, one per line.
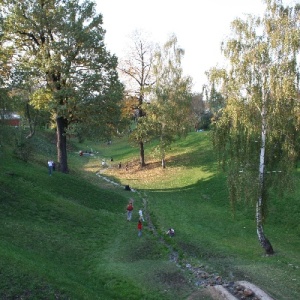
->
0, 0, 206, 171
1, 0, 299, 254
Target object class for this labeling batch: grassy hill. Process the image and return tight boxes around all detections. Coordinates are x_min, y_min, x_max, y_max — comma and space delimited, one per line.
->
0, 129, 299, 299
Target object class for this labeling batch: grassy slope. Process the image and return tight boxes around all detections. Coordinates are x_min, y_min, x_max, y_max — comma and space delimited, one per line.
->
84, 131, 300, 300
0, 134, 193, 300
0, 129, 299, 299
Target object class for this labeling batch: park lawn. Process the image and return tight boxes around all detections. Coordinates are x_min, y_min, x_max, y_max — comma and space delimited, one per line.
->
0, 129, 299, 299
0, 146, 194, 299
78, 130, 300, 300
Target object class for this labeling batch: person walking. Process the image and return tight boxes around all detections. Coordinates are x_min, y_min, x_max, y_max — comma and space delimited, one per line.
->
138, 209, 145, 222
137, 220, 143, 237
47, 160, 54, 176
126, 201, 134, 221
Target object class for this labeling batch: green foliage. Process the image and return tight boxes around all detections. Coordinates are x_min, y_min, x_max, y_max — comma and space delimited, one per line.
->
208, 0, 300, 213
143, 35, 194, 167
1, 0, 124, 171
13, 136, 33, 162
203, 81, 226, 115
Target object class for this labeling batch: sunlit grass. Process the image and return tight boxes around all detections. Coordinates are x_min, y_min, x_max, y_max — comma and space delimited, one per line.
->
70, 131, 300, 300
1, 129, 299, 299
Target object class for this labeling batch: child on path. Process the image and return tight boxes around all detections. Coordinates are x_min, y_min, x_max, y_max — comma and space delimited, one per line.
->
126, 200, 134, 221
138, 209, 144, 221
137, 220, 143, 237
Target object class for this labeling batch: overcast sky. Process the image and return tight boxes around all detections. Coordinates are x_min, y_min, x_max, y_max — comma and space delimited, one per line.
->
95, 0, 296, 93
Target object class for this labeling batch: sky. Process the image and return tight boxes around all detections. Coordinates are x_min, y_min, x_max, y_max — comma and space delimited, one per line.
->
95, 0, 296, 93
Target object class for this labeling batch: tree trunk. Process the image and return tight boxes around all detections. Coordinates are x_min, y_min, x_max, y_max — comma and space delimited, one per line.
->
256, 200, 274, 255
25, 102, 36, 139
56, 116, 69, 173
139, 140, 146, 167
257, 85, 274, 255
161, 158, 166, 169
138, 104, 146, 167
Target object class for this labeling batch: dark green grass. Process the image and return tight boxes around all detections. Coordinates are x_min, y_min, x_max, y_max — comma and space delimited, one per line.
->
140, 134, 300, 300
81, 131, 300, 300
0, 145, 193, 299
1, 130, 299, 299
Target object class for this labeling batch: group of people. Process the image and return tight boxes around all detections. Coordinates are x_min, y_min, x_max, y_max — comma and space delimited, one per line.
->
126, 199, 144, 237
126, 199, 175, 238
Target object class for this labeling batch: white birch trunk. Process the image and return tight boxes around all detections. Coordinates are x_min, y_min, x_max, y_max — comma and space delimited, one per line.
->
256, 85, 274, 254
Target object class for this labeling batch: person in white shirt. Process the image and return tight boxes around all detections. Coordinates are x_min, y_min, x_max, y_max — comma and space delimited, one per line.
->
166, 228, 175, 237
138, 209, 144, 221
48, 160, 54, 176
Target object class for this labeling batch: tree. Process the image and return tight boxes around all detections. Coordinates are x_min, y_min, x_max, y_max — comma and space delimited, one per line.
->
147, 34, 193, 168
208, 0, 300, 254
0, 11, 15, 147
191, 93, 212, 131
203, 81, 226, 116
1, 0, 123, 172
118, 30, 156, 166
9, 68, 51, 139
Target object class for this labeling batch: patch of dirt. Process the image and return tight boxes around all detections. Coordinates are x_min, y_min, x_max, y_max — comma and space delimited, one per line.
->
104, 158, 184, 186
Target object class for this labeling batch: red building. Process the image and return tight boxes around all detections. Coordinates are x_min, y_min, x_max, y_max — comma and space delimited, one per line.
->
0, 112, 21, 127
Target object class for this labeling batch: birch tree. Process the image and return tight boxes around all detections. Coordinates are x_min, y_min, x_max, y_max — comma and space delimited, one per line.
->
208, 0, 300, 254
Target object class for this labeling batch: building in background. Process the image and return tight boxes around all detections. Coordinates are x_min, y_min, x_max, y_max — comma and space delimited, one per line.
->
0, 111, 21, 127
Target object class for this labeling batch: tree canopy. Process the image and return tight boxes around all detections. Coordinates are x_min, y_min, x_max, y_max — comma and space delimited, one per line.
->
0, 0, 124, 172
118, 30, 156, 166
146, 35, 194, 168
208, 0, 300, 254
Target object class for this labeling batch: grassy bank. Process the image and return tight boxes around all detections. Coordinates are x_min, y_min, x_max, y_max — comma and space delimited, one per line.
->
0, 129, 299, 299
79, 131, 300, 300
0, 139, 194, 299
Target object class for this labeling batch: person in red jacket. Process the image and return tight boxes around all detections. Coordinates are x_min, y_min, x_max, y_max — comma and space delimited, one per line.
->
137, 220, 143, 237
126, 201, 134, 221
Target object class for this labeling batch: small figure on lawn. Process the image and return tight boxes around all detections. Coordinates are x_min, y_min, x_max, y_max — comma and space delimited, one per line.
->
47, 159, 54, 176
137, 220, 143, 237
138, 209, 145, 222
126, 200, 134, 221
166, 228, 175, 237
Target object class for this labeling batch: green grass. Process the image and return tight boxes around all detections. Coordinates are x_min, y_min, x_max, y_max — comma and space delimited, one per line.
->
145, 137, 300, 300
75, 131, 300, 300
0, 129, 299, 299
0, 142, 192, 299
